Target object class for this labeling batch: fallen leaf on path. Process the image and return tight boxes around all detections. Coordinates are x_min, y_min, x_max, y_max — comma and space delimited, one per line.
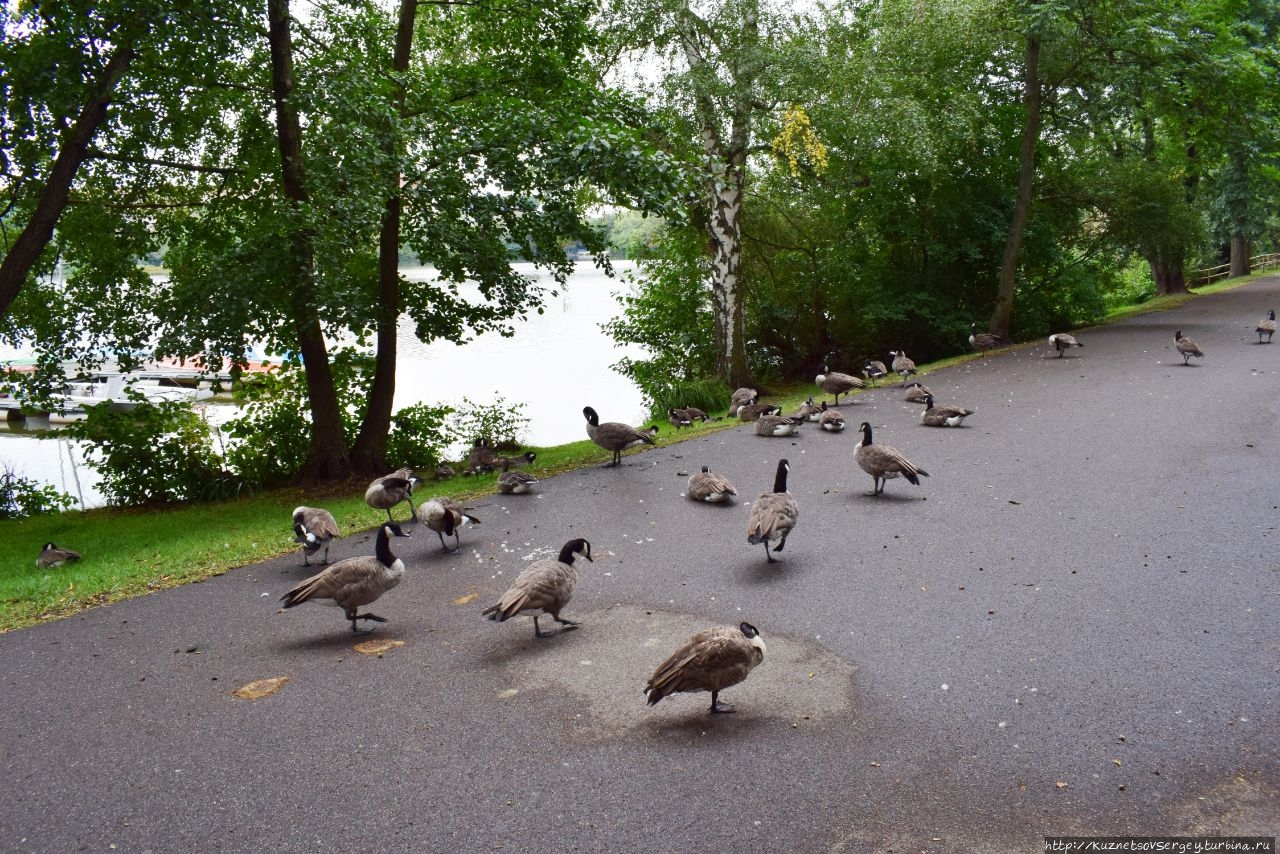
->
354, 639, 405, 656
232, 676, 290, 700
452, 592, 479, 606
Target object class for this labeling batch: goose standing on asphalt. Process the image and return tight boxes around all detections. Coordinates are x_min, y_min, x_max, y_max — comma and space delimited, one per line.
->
583, 406, 657, 466
292, 506, 340, 566
497, 458, 538, 495
686, 466, 738, 503
889, 350, 917, 386
970, 323, 1008, 353
417, 496, 481, 554
728, 388, 758, 417
365, 468, 418, 523
903, 381, 932, 403
815, 366, 865, 405
1256, 310, 1275, 344
36, 543, 81, 569
279, 522, 411, 634
755, 412, 803, 437
483, 538, 592, 639
818, 402, 846, 432
1174, 330, 1205, 365
645, 622, 766, 714
746, 459, 800, 563
919, 394, 974, 428
863, 360, 888, 387
855, 422, 929, 496
1048, 333, 1083, 357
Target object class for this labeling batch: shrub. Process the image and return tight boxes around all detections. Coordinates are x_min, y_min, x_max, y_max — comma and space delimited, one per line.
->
385, 402, 454, 469
1104, 257, 1157, 311
0, 464, 76, 518
446, 395, 531, 450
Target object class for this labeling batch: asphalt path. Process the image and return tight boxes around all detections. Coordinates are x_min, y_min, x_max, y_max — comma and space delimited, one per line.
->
2, 278, 1278, 853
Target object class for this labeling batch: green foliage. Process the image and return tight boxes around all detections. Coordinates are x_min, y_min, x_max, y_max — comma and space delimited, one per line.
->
63, 393, 224, 507
446, 395, 531, 450
0, 464, 76, 519
1103, 258, 1157, 311
385, 403, 454, 469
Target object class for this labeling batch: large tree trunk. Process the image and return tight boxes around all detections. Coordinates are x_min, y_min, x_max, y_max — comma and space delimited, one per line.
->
1229, 235, 1250, 278
1150, 257, 1187, 295
267, 0, 351, 482
706, 160, 750, 387
351, 0, 416, 476
1226, 147, 1250, 278
989, 29, 1042, 341
0, 30, 138, 318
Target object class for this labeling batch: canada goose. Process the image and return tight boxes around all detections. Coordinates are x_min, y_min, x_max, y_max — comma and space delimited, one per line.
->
818, 402, 846, 432
292, 506, 340, 566
668, 408, 693, 429
919, 394, 974, 427
863, 360, 888, 386
467, 439, 498, 474
1048, 333, 1083, 357
746, 459, 800, 563
435, 464, 456, 480
364, 468, 418, 523
793, 396, 823, 421
1174, 330, 1205, 365
737, 402, 780, 422
889, 350, 917, 386
815, 366, 864, 405
482, 538, 592, 638
279, 522, 410, 634
855, 422, 929, 495
645, 622, 766, 714
903, 381, 932, 403
755, 413, 803, 437
681, 406, 710, 422
494, 451, 537, 469
687, 465, 738, 503
36, 542, 81, 569
1257, 310, 1275, 344
970, 322, 1008, 352
728, 387, 758, 417
417, 496, 481, 554
583, 406, 657, 466
497, 458, 538, 494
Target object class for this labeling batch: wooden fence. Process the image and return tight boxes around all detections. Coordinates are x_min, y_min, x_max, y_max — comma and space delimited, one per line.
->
1190, 252, 1280, 288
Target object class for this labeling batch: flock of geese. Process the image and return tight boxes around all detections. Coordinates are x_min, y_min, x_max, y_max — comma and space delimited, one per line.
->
33, 308, 1276, 714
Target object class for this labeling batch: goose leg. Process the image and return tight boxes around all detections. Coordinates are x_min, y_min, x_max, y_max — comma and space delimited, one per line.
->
773, 534, 787, 553
764, 542, 775, 563
322, 544, 330, 564
303, 550, 311, 567
451, 531, 462, 555
406, 495, 418, 521
552, 615, 579, 630
709, 691, 736, 714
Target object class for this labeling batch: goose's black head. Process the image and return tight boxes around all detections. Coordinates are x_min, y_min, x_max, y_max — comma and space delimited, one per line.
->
583, 406, 599, 426
922, 393, 935, 407
559, 538, 593, 564
1175, 330, 1183, 340
772, 459, 790, 493
383, 522, 410, 539
858, 422, 873, 442
739, 622, 760, 639
41, 542, 57, 552
1270, 310, 1276, 320
700, 465, 710, 473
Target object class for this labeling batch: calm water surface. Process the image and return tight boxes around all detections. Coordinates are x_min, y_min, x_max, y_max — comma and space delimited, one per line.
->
1, 262, 646, 508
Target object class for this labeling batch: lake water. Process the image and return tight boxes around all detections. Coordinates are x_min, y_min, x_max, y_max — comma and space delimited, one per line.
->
1, 261, 648, 509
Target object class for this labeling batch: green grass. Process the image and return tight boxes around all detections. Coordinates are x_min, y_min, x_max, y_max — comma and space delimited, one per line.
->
5, 268, 1276, 632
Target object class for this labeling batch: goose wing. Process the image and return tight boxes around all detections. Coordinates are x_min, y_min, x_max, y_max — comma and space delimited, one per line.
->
483, 560, 575, 620
747, 492, 799, 543
857, 442, 927, 478
281, 556, 385, 608
646, 628, 758, 702
687, 470, 737, 501
300, 508, 340, 539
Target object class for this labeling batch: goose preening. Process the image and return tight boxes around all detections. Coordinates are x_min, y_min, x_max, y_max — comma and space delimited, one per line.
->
1257, 310, 1275, 344
1048, 333, 1083, 357
863, 360, 888, 386
36, 542, 81, 569
818, 402, 846, 432
417, 496, 481, 554
755, 412, 803, 437
292, 506, 340, 566
815, 367, 865, 405
793, 396, 823, 422
889, 350, 917, 386
681, 406, 710, 422
435, 464, 456, 481
737, 402, 780, 422
746, 459, 800, 563
364, 468, 418, 523
855, 422, 929, 495
919, 394, 974, 427
1174, 330, 1205, 365
482, 538, 592, 639
668, 408, 693, 429
279, 522, 410, 634
970, 323, 1009, 352
903, 381, 932, 403
467, 439, 498, 474
687, 465, 738, 503
583, 406, 657, 466
728, 388, 758, 417
644, 622, 766, 714
497, 458, 538, 494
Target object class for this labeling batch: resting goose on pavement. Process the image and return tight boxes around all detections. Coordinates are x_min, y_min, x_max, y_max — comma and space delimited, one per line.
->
889, 351, 917, 386
746, 459, 800, 563
855, 422, 929, 496
755, 412, 803, 437
1256, 310, 1275, 344
1174, 330, 1205, 365
482, 538, 592, 639
793, 397, 823, 422
818, 402, 845, 432
36, 542, 81, 569
1048, 333, 1083, 357
687, 466, 738, 503
919, 394, 974, 427
279, 522, 410, 634
903, 381, 932, 403
364, 468, 418, 523
815, 367, 864, 405
645, 622, 766, 714
292, 506, 340, 565
417, 496, 481, 554
583, 406, 657, 466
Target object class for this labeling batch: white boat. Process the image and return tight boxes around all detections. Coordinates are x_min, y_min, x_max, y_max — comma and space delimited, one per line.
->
1, 372, 214, 419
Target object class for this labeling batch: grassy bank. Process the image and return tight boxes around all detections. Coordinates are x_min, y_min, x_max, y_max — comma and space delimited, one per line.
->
4, 269, 1273, 632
